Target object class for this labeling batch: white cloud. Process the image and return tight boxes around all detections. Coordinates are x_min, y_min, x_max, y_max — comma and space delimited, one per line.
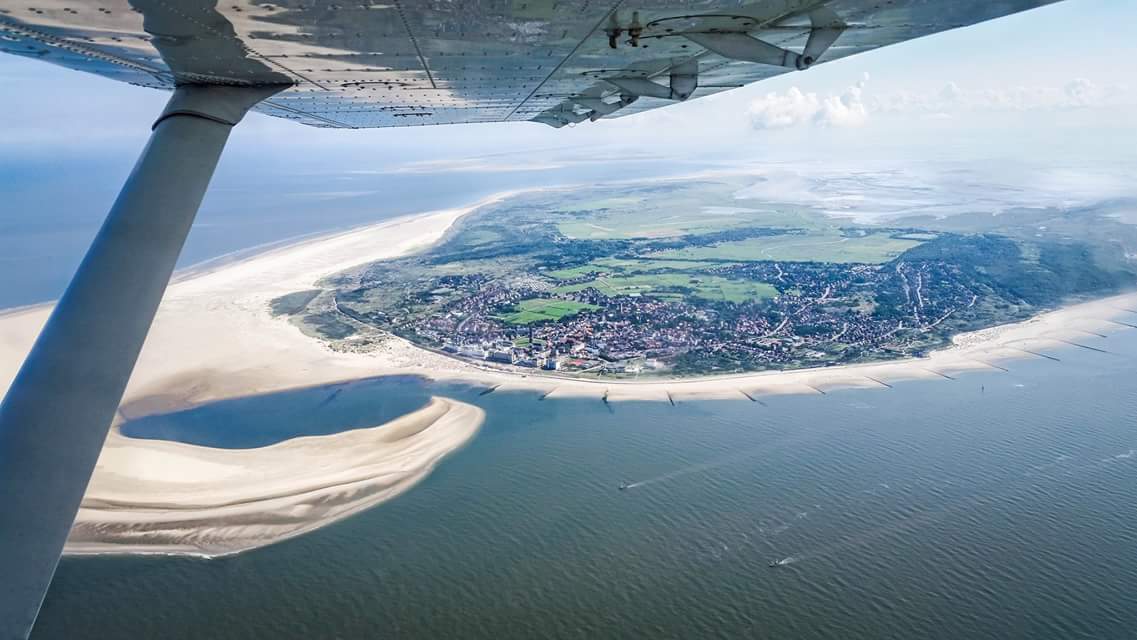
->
938, 81, 963, 105
870, 77, 1131, 114
742, 73, 1132, 136
748, 73, 870, 130
818, 76, 870, 128
747, 87, 821, 129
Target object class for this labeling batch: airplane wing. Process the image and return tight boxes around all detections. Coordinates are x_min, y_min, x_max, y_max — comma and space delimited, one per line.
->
1, 0, 1062, 129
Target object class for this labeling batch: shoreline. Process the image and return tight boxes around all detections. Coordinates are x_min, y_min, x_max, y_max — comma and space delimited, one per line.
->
0, 192, 517, 557
3, 182, 1135, 407
2, 184, 1136, 556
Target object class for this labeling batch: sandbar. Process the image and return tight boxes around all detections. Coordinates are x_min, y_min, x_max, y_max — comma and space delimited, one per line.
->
67, 397, 484, 557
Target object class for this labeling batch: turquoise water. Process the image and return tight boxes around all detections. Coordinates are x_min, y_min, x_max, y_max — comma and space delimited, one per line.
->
32, 328, 1137, 639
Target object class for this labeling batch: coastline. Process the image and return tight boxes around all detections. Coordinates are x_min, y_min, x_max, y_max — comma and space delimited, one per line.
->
0, 192, 515, 556
2, 187, 1136, 556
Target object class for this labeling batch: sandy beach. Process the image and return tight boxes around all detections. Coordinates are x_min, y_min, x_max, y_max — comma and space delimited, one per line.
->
1, 189, 1135, 555
0, 194, 511, 556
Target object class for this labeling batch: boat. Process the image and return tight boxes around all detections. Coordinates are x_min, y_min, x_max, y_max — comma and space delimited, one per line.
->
768, 559, 783, 568
618, 483, 628, 491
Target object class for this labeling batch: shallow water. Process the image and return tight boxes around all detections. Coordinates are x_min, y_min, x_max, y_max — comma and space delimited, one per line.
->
33, 327, 1137, 639
120, 375, 432, 449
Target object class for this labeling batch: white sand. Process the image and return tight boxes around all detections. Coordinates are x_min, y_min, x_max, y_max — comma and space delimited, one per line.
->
1, 189, 1136, 555
67, 397, 484, 557
0, 193, 515, 410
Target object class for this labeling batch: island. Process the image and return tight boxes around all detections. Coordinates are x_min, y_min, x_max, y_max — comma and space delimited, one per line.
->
2, 173, 1136, 556
276, 177, 1137, 378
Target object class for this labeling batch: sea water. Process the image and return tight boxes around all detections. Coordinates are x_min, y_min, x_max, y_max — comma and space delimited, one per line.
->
31, 328, 1137, 639
0, 158, 704, 309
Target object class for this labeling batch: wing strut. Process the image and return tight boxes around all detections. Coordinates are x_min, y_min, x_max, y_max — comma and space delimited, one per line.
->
0, 83, 285, 640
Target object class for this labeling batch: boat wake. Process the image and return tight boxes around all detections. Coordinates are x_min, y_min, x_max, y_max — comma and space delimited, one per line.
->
620, 413, 864, 491
621, 457, 739, 490
621, 441, 789, 490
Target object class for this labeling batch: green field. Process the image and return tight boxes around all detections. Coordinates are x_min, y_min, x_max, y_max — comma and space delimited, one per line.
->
547, 257, 727, 280
498, 298, 600, 324
556, 202, 818, 240
651, 232, 924, 264
270, 289, 321, 316
558, 212, 747, 240
555, 273, 777, 303
458, 228, 503, 246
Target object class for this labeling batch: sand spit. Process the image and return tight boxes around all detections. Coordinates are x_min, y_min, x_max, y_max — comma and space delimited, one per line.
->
64, 397, 484, 557
0, 192, 521, 407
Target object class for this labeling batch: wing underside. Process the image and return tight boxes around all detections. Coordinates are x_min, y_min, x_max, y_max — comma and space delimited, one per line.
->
0, 1, 1060, 127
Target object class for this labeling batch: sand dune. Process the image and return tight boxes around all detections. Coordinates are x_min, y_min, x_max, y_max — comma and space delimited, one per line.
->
65, 397, 484, 557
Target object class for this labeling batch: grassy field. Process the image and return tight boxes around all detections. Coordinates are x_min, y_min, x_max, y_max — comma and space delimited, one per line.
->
547, 257, 727, 279
269, 289, 321, 316
458, 228, 503, 246
651, 232, 923, 264
556, 201, 819, 240
558, 211, 749, 240
555, 273, 777, 303
498, 298, 600, 324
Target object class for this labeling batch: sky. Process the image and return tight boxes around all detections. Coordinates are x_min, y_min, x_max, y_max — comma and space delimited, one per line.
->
0, 0, 1135, 306
1, 0, 1134, 163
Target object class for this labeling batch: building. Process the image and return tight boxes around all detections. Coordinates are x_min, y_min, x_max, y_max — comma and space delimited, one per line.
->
458, 345, 487, 359
488, 349, 515, 364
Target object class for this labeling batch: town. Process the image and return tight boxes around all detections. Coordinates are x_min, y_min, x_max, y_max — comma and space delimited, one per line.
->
334, 255, 985, 377
283, 180, 1131, 379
